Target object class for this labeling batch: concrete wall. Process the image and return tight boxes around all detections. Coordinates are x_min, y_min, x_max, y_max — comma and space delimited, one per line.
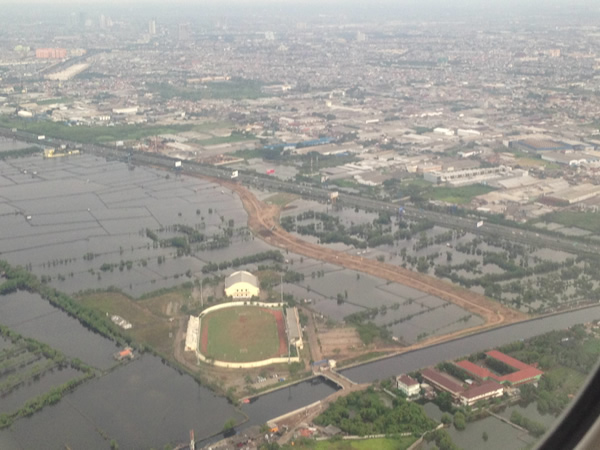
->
196, 351, 300, 369
199, 301, 283, 317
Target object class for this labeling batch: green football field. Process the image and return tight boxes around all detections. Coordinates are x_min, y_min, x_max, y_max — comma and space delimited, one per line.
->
200, 306, 285, 363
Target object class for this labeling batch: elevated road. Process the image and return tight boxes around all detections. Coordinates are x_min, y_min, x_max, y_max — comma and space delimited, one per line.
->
2, 125, 597, 258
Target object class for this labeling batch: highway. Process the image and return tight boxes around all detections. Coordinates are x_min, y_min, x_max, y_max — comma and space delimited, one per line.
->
2, 125, 598, 258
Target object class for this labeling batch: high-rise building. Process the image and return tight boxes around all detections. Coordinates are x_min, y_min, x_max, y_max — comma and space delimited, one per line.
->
356, 31, 367, 42
148, 19, 157, 35
99, 14, 107, 30
178, 23, 192, 42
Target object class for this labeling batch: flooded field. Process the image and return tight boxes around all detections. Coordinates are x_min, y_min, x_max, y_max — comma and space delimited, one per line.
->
0, 287, 245, 448
0, 291, 117, 370
0, 155, 270, 297
0, 355, 244, 449
283, 261, 481, 343
1, 151, 594, 448
0, 366, 81, 415
281, 197, 593, 314
444, 415, 535, 450
0, 137, 36, 153
422, 402, 540, 450
0, 154, 486, 344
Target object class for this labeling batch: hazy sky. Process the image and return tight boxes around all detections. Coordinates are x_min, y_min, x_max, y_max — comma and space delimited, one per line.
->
3, 0, 598, 23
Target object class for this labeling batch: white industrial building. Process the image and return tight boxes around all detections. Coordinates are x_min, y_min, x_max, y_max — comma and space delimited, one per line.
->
545, 183, 600, 205
541, 151, 599, 166
424, 165, 511, 185
224, 271, 260, 299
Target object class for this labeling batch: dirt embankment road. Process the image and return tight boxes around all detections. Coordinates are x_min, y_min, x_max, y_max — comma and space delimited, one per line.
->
213, 179, 527, 346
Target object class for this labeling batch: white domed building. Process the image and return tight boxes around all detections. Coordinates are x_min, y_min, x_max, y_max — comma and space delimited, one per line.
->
224, 270, 260, 299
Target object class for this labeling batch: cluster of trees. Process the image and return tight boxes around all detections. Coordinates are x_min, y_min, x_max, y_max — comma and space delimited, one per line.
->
201, 250, 284, 273
344, 310, 391, 344
99, 260, 134, 272
485, 356, 515, 376
414, 229, 459, 251
436, 362, 471, 383
258, 269, 304, 290
432, 240, 596, 312
145, 224, 235, 256
510, 411, 546, 437
500, 325, 598, 416
0, 262, 39, 295
287, 209, 436, 250
0, 146, 40, 160
424, 429, 460, 450
314, 388, 436, 436
503, 325, 597, 375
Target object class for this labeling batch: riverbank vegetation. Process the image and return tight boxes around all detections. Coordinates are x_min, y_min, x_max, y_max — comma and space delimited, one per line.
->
314, 388, 437, 436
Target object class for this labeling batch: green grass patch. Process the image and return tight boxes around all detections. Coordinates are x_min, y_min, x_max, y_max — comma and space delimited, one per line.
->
0, 116, 230, 144
338, 351, 389, 368
78, 292, 176, 354
430, 184, 496, 204
265, 192, 299, 207
400, 177, 431, 189
582, 339, 600, 356
201, 306, 282, 362
545, 365, 587, 396
36, 97, 72, 106
312, 437, 416, 450
541, 211, 600, 234
331, 178, 360, 189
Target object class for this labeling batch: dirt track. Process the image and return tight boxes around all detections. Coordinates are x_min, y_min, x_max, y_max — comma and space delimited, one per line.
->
213, 179, 527, 348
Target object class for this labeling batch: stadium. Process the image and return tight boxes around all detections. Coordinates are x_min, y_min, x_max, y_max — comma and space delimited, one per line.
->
193, 301, 302, 369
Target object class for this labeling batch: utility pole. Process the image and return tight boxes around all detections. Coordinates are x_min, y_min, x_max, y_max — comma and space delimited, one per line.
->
200, 278, 203, 308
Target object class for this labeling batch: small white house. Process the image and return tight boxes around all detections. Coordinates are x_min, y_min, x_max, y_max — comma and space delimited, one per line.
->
397, 374, 420, 398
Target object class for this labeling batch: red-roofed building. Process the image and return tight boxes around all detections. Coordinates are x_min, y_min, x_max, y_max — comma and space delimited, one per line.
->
486, 350, 532, 370
456, 360, 491, 380
421, 368, 464, 399
460, 380, 504, 406
455, 351, 543, 386
421, 367, 505, 406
